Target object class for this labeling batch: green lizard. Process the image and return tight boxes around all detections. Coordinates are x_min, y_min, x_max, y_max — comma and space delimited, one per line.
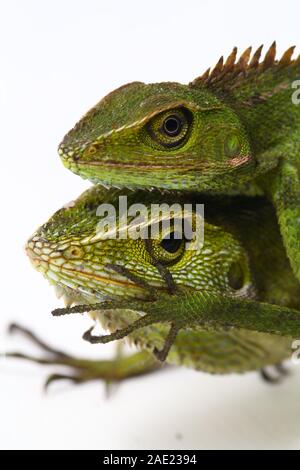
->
7, 186, 300, 386
58, 43, 300, 282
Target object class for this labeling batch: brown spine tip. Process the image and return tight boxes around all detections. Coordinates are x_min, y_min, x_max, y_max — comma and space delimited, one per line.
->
209, 56, 224, 80
263, 41, 277, 68
189, 67, 210, 87
238, 46, 252, 69
279, 46, 296, 65
201, 67, 211, 82
249, 44, 263, 68
224, 47, 238, 70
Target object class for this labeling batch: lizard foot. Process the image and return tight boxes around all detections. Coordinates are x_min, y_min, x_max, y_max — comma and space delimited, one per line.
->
4, 323, 161, 391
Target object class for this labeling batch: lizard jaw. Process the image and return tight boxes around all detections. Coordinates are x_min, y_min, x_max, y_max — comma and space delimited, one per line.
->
25, 234, 150, 305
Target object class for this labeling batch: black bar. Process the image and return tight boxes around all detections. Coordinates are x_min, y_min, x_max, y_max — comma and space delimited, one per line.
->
0, 450, 208, 463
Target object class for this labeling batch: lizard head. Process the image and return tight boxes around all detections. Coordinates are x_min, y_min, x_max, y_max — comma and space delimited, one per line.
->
58, 82, 254, 190
25, 186, 251, 307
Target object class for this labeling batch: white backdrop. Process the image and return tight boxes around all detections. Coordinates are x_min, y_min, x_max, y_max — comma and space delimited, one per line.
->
1, 0, 300, 450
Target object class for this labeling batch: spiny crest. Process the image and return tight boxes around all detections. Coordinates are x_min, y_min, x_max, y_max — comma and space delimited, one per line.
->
190, 42, 300, 91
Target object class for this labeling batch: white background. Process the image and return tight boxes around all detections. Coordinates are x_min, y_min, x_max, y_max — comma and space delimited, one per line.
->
1, 0, 300, 450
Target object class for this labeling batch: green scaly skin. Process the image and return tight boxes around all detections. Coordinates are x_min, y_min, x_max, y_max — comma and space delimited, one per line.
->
58, 43, 300, 282
7, 186, 300, 385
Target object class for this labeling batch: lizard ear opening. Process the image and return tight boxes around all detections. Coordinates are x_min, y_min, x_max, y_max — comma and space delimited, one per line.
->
228, 261, 245, 291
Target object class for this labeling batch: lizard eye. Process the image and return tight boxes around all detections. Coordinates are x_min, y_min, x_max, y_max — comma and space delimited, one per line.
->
146, 107, 192, 149
146, 229, 186, 266
162, 115, 183, 137
160, 231, 184, 253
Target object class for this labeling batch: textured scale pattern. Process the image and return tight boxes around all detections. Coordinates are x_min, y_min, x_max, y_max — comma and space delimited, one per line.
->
23, 187, 300, 373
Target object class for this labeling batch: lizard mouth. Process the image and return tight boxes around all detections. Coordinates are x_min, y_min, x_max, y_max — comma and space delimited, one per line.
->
74, 159, 200, 171
25, 238, 152, 303
60, 145, 254, 174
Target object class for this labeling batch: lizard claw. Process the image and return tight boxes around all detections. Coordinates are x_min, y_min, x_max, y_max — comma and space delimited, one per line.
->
44, 373, 85, 391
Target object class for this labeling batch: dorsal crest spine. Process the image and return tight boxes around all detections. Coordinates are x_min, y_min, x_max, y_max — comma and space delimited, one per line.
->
190, 42, 300, 91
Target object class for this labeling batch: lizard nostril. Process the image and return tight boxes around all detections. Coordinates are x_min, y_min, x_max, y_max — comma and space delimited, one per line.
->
64, 246, 84, 259
84, 144, 99, 157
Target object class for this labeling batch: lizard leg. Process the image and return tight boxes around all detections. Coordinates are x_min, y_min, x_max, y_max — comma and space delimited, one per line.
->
4, 323, 161, 390
270, 160, 300, 281
51, 292, 300, 363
